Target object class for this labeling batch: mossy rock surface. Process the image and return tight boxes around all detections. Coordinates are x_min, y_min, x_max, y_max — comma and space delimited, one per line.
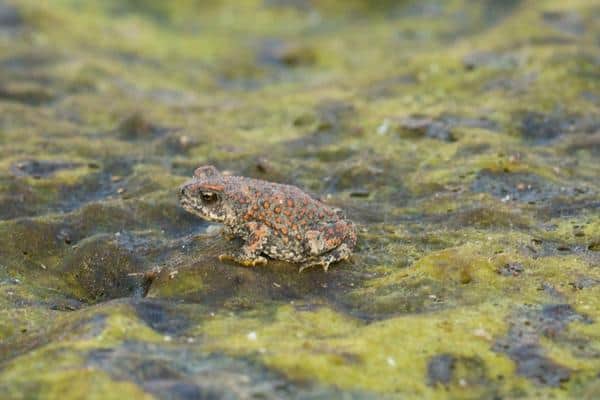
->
0, 0, 599, 398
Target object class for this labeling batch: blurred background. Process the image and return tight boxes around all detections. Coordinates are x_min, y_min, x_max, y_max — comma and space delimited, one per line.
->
0, 0, 599, 399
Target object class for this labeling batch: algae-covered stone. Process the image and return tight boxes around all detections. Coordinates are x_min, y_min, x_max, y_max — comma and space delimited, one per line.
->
61, 234, 144, 303
0, 0, 599, 398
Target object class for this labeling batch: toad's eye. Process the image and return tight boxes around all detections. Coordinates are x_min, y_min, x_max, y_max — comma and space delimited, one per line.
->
201, 192, 217, 203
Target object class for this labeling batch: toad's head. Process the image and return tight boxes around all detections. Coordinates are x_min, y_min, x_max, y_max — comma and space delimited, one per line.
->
179, 165, 228, 223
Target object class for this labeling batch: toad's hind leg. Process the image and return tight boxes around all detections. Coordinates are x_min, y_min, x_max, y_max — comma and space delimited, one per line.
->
299, 220, 357, 272
298, 242, 353, 273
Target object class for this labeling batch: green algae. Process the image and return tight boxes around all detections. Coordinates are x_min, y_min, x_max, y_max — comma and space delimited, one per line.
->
198, 303, 518, 398
0, 0, 599, 398
0, 305, 161, 400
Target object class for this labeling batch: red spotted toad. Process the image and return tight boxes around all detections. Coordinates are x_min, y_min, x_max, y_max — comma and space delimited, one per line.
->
179, 166, 356, 271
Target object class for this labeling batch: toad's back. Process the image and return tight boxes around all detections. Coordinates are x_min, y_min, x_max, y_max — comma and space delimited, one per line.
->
223, 176, 343, 234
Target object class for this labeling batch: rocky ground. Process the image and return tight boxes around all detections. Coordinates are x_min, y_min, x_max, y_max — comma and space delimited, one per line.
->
0, 0, 599, 399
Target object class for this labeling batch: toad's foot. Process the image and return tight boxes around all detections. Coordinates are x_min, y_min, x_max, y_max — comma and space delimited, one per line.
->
219, 253, 267, 267
298, 243, 353, 273
299, 260, 330, 273
221, 226, 237, 241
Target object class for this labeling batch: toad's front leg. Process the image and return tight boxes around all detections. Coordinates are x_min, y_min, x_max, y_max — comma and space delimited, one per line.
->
221, 225, 237, 241
219, 222, 269, 267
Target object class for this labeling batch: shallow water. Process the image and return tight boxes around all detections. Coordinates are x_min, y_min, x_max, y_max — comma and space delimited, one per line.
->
0, 0, 599, 398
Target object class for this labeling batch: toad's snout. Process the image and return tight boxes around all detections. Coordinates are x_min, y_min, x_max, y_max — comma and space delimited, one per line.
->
179, 181, 194, 198
178, 184, 188, 198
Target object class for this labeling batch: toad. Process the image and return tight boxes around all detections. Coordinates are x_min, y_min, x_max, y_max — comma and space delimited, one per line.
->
179, 166, 356, 271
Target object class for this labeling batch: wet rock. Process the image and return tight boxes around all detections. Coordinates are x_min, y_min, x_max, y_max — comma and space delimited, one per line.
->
453, 142, 491, 157
0, 219, 66, 262
378, 116, 455, 142
508, 344, 570, 386
343, 270, 478, 321
264, 0, 311, 11
282, 101, 358, 152
481, 0, 522, 25
349, 189, 370, 198
423, 121, 454, 142
129, 199, 203, 237
520, 112, 564, 144
0, 179, 41, 219
143, 381, 220, 400
0, 82, 55, 105
87, 341, 364, 400
521, 236, 598, 260
6, 160, 129, 216
581, 91, 599, 104
519, 112, 599, 145
539, 304, 592, 336
48, 298, 85, 311
427, 354, 455, 386
324, 155, 403, 195
66, 203, 138, 238
427, 354, 488, 388
68, 314, 109, 340
494, 304, 592, 386
463, 51, 521, 70
470, 169, 571, 203
565, 131, 600, 155
0, 0, 598, 397
146, 251, 366, 320
254, 156, 274, 174
313, 100, 356, 133
379, 114, 498, 141
542, 11, 585, 36
0, 2, 22, 30
56, 228, 74, 245
10, 160, 82, 179
448, 206, 530, 229
260, 40, 317, 67
134, 300, 192, 335
117, 112, 167, 140
215, 55, 268, 90
541, 197, 600, 219
161, 133, 201, 154
483, 73, 537, 93
292, 112, 316, 127
61, 234, 144, 303
364, 75, 417, 100
569, 276, 599, 290
440, 115, 499, 132
106, 1, 172, 23
497, 262, 524, 277
232, 157, 293, 185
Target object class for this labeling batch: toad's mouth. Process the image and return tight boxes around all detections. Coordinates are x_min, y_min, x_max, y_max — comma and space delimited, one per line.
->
179, 196, 226, 223
179, 196, 205, 217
